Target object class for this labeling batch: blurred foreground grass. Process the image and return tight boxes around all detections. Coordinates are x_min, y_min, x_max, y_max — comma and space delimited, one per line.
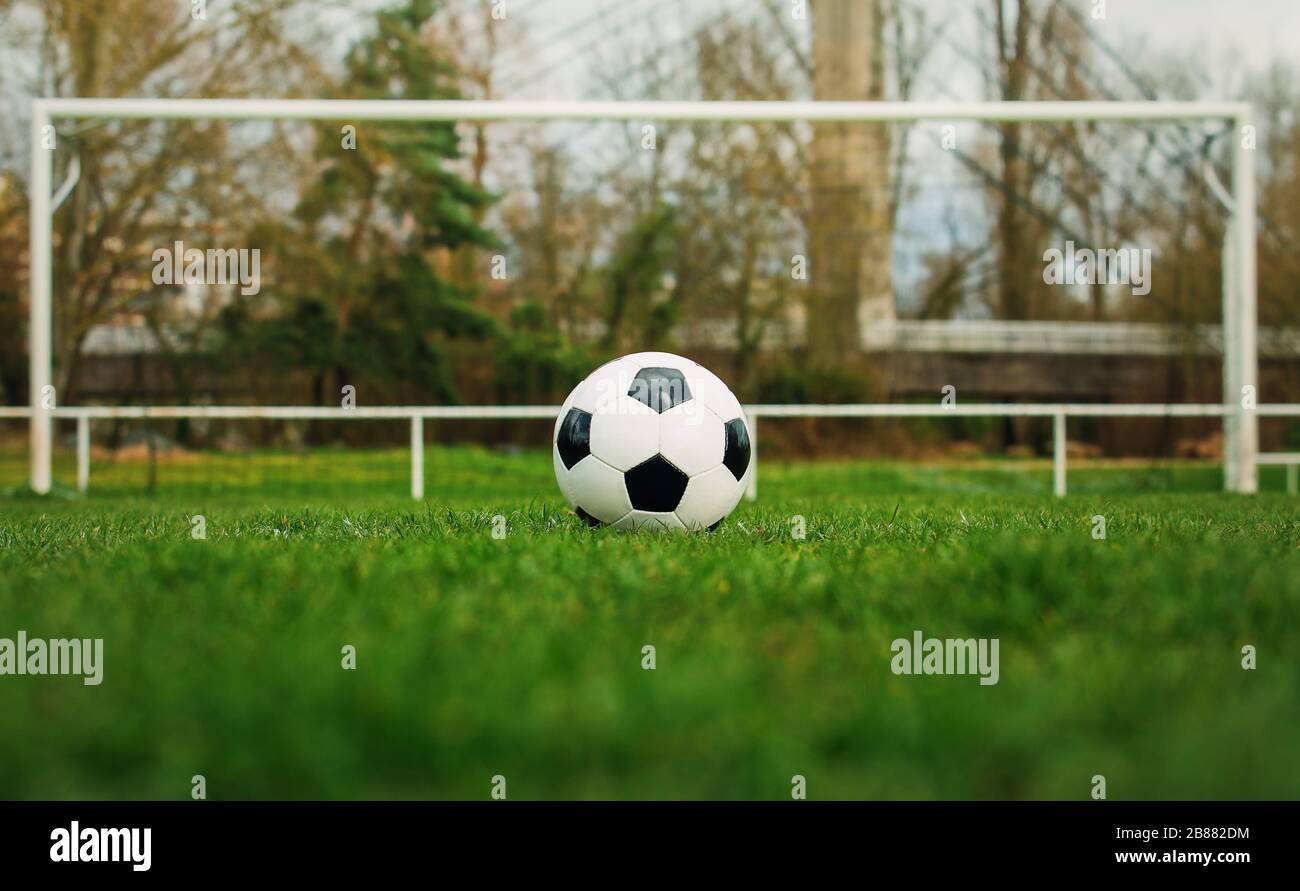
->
0, 445, 1297, 799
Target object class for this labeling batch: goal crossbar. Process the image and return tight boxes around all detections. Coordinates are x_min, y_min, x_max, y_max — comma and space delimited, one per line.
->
35, 97, 1251, 123
25, 98, 1261, 493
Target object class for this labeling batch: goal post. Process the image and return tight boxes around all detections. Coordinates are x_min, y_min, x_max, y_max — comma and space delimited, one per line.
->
26, 98, 1260, 493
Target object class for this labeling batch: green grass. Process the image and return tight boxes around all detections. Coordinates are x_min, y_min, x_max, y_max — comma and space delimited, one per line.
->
1, 445, 1298, 800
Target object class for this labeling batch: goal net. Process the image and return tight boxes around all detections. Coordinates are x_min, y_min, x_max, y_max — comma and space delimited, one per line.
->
12, 98, 1294, 500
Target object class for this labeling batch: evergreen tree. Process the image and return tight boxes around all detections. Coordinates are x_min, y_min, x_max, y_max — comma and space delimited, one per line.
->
247, 0, 500, 404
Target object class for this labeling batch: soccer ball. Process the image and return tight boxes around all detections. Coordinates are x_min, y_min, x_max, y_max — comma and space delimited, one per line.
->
553, 352, 751, 531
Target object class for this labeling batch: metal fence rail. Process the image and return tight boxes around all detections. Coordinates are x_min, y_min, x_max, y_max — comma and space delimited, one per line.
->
3, 403, 1297, 499
858, 320, 1300, 357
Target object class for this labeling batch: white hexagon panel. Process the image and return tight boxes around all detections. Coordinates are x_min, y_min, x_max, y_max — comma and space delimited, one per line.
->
674, 463, 746, 530
658, 402, 724, 477
567, 453, 632, 525
589, 394, 660, 472
690, 365, 745, 426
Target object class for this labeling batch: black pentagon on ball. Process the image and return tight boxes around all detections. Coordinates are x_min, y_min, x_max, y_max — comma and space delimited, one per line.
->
556, 408, 592, 470
624, 454, 689, 512
574, 506, 603, 528
627, 366, 692, 413
723, 417, 751, 481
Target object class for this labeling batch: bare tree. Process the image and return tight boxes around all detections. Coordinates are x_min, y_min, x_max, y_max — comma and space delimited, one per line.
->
0, 0, 339, 402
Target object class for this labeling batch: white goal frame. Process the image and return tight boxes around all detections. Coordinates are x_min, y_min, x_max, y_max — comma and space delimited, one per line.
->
26, 98, 1261, 493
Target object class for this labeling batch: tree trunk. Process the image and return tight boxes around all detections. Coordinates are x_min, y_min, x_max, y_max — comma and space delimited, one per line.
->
808, 0, 893, 365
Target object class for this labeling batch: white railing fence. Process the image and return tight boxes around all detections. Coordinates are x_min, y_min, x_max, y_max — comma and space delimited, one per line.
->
1257, 452, 1300, 495
4, 403, 1298, 500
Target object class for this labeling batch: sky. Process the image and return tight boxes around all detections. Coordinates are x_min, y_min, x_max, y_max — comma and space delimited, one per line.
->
470, 0, 1300, 312
7, 0, 1294, 315
1103, 0, 1300, 75
488, 0, 1300, 101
